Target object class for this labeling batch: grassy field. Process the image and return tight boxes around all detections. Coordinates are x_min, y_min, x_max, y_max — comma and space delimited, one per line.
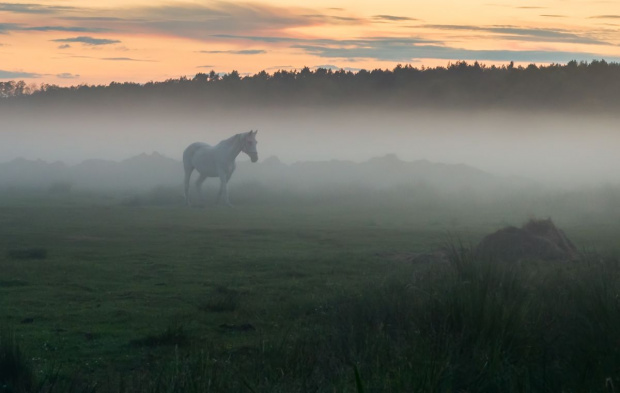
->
1, 188, 620, 392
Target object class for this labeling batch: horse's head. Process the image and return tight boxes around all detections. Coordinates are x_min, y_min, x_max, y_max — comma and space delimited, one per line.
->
241, 130, 259, 163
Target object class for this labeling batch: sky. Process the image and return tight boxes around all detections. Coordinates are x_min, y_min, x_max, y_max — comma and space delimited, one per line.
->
0, 0, 619, 85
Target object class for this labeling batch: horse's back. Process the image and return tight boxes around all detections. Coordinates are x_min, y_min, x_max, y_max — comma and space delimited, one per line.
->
183, 142, 212, 162
184, 142, 219, 176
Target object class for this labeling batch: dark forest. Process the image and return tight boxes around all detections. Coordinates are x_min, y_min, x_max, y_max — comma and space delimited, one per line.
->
1, 60, 618, 111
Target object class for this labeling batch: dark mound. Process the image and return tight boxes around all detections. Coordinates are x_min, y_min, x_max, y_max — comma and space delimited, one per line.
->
477, 219, 578, 262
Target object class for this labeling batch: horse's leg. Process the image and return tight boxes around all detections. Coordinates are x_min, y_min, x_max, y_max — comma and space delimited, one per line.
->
195, 173, 207, 205
217, 170, 232, 207
183, 163, 194, 206
216, 183, 223, 204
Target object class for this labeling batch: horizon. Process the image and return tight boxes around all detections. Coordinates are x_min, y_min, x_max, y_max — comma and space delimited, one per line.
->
0, 150, 458, 166
1, 0, 619, 86
3, 59, 620, 89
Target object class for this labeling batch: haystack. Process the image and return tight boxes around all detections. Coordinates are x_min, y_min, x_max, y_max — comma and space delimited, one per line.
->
476, 219, 578, 262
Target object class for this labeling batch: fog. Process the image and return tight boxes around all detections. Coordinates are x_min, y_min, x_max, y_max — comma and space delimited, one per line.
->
1, 105, 618, 189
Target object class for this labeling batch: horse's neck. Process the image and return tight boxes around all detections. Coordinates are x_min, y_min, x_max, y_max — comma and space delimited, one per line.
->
218, 134, 243, 162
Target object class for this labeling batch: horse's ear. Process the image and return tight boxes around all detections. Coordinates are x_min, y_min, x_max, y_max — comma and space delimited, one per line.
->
254, 130, 258, 135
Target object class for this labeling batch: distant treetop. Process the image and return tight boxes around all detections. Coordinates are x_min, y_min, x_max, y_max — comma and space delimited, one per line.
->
1, 60, 618, 112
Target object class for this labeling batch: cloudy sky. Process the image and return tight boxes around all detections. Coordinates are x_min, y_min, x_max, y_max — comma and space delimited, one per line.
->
1, 0, 619, 85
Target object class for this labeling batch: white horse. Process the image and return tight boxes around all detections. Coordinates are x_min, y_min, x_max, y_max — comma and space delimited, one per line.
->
183, 130, 259, 207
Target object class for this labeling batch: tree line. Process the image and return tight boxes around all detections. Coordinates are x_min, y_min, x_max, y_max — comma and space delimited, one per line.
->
1, 60, 619, 111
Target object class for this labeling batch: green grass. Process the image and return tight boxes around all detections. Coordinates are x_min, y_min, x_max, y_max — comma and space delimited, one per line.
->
0, 193, 449, 378
1, 189, 620, 391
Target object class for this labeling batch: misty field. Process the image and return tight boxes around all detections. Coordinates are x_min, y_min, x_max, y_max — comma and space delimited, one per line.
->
4, 61, 620, 392
2, 189, 620, 392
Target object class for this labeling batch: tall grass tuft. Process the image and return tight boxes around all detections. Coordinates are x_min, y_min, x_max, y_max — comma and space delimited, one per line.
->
563, 254, 620, 390
0, 330, 34, 393
317, 244, 544, 392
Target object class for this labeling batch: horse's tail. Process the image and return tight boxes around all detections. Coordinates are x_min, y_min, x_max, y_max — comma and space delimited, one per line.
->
183, 143, 203, 206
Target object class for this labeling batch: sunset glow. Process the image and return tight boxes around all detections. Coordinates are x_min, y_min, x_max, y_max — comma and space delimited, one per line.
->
1, 0, 619, 85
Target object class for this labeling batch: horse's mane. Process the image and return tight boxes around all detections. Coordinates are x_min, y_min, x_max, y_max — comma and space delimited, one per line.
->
216, 133, 238, 147
216, 132, 247, 147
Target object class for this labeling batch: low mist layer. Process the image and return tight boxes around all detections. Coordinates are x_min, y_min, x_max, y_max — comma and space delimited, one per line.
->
1, 107, 618, 188
2, 61, 619, 188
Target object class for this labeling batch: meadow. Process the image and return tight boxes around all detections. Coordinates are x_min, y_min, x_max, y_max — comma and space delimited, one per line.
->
1, 186, 620, 392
